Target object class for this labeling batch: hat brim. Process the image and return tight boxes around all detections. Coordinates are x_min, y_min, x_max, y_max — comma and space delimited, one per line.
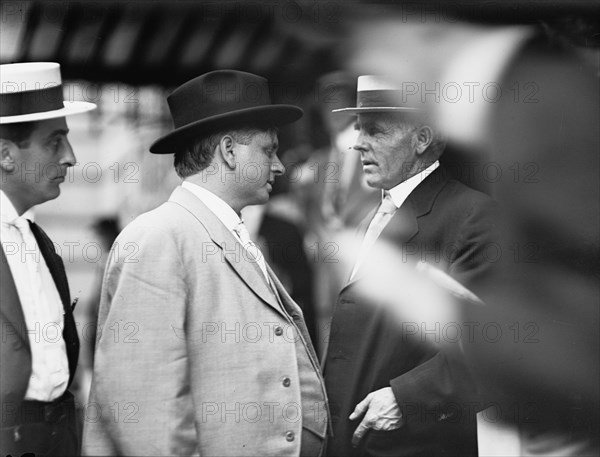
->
332, 107, 419, 114
150, 105, 303, 154
0, 101, 97, 124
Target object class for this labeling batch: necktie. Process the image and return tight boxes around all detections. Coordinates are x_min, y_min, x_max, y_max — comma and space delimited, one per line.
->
9, 217, 43, 282
350, 191, 398, 280
233, 221, 269, 280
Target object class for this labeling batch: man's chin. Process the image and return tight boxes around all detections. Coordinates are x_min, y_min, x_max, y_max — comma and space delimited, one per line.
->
364, 177, 382, 189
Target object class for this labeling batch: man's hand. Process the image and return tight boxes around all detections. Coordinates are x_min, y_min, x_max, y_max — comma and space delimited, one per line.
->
349, 387, 404, 447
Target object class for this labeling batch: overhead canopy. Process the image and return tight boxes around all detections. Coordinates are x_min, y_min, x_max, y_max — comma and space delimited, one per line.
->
1, 0, 598, 93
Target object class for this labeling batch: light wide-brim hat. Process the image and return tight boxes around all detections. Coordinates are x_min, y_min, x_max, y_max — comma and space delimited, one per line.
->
0, 62, 96, 124
333, 75, 419, 114
150, 70, 303, 154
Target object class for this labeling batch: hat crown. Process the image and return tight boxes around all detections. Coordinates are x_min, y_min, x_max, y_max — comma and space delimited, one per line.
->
1, 62, 62, 94
357, 75, 399, 92
150, 69, 302, 154
168, 70, 272, 129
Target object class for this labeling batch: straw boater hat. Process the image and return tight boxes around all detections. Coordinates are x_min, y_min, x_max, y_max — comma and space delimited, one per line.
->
0, 62, 96, 124
150, 70, 303, 154
333, 75, 419, 114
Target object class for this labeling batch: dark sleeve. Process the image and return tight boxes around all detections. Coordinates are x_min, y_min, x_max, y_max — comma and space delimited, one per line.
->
389, 342, 480, 432
389, 194, 498, 430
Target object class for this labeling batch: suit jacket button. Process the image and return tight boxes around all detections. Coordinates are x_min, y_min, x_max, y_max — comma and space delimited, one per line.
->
282, 377, 291, 387
274, 326, 283, 336
285, 431, 295, 442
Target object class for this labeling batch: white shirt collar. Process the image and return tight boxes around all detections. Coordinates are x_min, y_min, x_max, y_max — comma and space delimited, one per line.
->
0, 190, 20, 224
181, 181, 241, 231
387, 160, 440, 208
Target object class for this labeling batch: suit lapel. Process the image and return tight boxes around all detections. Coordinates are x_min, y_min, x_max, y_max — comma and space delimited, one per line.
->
168, 186, 285, 317
0, 249, 29, 346
341, 166, 451, 290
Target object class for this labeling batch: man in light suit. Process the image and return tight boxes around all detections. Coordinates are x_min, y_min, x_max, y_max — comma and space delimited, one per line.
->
1, 62, 96, 456
83, 70, 329, 456
323, 75, 497, 456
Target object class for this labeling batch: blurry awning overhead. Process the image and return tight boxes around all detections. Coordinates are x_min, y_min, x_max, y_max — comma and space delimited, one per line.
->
1, 1, 598, 91
0, 0, 340, 90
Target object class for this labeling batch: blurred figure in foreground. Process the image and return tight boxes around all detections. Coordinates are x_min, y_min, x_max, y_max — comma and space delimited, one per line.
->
0, 62, 95, 456
455, 29, 600, 457
323, 75, 498, 457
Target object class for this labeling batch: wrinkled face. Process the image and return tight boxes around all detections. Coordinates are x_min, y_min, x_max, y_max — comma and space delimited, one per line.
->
234, 131, 284, 208
4, 117, 75, 213
353, 113, 418, 189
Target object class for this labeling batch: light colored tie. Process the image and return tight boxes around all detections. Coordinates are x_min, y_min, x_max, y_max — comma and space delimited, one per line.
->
233, 220, 269, 280
350, 191, 398, 280
9, 217, 42, 276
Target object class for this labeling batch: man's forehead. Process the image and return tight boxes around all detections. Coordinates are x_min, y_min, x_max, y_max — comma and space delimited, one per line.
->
33, 117, 69, 136
357, 112, 397, 124
356, 112, 418, 130
254, 131, 278, 146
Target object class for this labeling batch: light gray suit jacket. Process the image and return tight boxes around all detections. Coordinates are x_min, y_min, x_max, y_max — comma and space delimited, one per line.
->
82, 186, 326, 456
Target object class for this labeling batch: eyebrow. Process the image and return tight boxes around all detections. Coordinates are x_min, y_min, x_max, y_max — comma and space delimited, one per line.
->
264, 140, 279, 151
46, 129, 69, 139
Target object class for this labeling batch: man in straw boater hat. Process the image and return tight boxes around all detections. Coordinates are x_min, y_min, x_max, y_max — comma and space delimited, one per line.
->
322, 75, 498, 456
0, 62, 96, 456
83, 70, 329, 456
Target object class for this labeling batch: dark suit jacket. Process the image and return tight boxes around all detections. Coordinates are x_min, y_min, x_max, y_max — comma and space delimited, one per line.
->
324, 166, 497, 457
0, 222, 79, 428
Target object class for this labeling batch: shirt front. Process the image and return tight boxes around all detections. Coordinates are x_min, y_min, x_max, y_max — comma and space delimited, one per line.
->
0, 190, 69, 401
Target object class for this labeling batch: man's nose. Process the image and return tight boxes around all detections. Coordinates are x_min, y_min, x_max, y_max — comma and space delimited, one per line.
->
60, 138, 76, 167
353, 133, 368, 153
272, 155, 285, 176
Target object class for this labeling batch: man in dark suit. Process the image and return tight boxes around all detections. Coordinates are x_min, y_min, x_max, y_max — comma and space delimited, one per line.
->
323, 75, 497, 456
0, 62, 96, 456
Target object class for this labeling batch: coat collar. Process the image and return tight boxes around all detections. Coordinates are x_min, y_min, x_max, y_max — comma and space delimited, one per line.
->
342, 166, 450, 288
168, 186, 285, 317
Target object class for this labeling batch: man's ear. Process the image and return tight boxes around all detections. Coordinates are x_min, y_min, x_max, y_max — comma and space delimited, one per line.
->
218, 135, 236, 169
0, 139, 17, 173
415, 125, 434, 155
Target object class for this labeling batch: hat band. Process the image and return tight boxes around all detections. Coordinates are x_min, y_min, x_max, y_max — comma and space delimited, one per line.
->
0, 85, 64, 117
357, 89, 404, 108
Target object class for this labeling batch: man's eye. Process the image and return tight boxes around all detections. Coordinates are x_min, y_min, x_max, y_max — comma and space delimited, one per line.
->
47, 137, 62, 152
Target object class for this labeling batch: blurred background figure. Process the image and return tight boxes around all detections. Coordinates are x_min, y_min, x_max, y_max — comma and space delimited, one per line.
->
293, 71, 379, 353
241, 191, 318, 343
72, 216, 120, 418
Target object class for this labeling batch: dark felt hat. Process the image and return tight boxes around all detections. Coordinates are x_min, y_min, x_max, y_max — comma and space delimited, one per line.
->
150, 70, 303, 154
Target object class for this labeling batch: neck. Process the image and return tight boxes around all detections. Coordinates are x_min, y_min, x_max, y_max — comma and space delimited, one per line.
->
0, 187, 30, 216
185, 174, 243, 215
401, 160, 436, 184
